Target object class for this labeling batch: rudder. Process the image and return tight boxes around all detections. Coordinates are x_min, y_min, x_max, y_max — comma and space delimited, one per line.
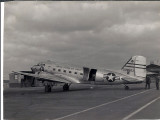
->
121, 56, 146, 78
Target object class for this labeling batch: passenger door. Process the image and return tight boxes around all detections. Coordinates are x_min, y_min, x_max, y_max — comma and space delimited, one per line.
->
83, 67, 90, 81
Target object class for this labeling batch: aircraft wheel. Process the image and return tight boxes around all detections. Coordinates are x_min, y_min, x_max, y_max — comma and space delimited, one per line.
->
48, 85, 52, 92
125, 86, 129, 90
45, 85, 52, 92
63, 84, 69, 91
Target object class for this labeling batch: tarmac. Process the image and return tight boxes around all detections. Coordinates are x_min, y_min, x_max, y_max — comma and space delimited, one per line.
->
4, 83, 160, 120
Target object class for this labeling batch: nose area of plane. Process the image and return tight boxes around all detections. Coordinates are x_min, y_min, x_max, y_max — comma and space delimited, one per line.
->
31, 65, 41, 73
31, 66, 36, 73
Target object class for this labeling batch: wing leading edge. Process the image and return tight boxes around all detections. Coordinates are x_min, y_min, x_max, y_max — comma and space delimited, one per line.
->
13, 71, 81, 84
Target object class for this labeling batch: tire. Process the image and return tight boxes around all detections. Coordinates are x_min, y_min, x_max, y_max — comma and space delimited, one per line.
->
63, 84, 69, 91
125, 86, 129, 90
48, 86, 52, 92
45, 85, 52, 92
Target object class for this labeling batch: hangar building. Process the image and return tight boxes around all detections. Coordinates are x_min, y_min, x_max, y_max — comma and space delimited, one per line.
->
147, 62, 160, 74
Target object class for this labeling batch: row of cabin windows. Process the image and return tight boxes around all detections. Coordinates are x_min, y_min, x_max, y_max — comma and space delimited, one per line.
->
53, 68, 83, 75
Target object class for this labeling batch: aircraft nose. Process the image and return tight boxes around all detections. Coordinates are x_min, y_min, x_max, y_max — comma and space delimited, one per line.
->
31, 65, 44, 73
31, 65, 40, 73
31, 66, 36, 73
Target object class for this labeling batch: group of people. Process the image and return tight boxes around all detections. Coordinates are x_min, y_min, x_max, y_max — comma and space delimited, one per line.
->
145, 75, 159, 90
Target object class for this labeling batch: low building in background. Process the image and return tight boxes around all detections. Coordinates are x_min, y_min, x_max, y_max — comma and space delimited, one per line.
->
146, 60, 160, 82
147, 60, 160, 74
147, 64, 160, 74
9, 72, 21, 87
4, 80, 9, 89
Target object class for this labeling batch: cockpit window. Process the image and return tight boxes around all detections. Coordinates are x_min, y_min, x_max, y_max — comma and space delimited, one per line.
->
37, 63, 45, 66
80, 73, 83, 75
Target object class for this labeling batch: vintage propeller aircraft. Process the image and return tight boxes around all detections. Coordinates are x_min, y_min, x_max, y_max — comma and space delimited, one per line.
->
14, 55, 146, 92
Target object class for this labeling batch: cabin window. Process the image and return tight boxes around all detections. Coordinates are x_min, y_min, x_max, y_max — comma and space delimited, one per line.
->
58, 69, 61, 72
63, 70, 66, 73
80, 73, 83, 75
74, 72, 77, 74
53, 68, 56, 71
69, 71, 72, 73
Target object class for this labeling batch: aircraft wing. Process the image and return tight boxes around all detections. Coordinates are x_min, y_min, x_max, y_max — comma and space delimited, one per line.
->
13, 71, 81, 84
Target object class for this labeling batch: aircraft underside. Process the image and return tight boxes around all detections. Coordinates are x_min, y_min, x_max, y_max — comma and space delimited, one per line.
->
42, 80, 144, 93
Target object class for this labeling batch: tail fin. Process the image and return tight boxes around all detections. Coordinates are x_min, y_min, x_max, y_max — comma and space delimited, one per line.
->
121, 56, 146, 78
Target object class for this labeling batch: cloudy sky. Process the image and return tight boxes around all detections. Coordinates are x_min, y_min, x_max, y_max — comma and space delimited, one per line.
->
3, 1, 160, 80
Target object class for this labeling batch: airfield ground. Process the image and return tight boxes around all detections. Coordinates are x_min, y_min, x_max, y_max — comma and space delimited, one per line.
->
4, 83, 160, 120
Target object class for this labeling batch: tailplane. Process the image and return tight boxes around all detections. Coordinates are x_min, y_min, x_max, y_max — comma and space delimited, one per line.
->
121, 55, 146, 78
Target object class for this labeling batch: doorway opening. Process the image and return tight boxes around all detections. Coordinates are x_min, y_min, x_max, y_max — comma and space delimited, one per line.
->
83, 67, 97, 81
88, 69, 97, 81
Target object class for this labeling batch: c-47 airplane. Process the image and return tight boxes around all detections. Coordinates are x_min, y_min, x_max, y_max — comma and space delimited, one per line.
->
14, 55, 146, 92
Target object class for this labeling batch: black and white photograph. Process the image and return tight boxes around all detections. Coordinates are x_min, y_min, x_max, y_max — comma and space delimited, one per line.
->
3, 1, 160, 120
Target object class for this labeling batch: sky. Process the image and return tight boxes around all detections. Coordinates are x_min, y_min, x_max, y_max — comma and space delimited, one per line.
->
3, 1, 160, 80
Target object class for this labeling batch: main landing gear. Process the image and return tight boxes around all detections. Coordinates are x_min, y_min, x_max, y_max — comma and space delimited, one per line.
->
124, 85, 129, 90
45, 85, 52, 92
63, 83, 70, 91
43, 81, 71, 92
43, 81, 53, 93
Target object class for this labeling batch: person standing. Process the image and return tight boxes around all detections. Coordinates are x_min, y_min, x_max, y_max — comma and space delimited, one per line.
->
145, 76, 151, 89
21, 78, 25, 87
155, 75, 159, 90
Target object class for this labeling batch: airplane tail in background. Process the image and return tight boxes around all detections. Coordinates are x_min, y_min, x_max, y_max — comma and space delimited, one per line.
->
121, 56, 146, 78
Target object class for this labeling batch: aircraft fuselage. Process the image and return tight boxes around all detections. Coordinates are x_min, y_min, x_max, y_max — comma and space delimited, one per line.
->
31, 62, 143, 85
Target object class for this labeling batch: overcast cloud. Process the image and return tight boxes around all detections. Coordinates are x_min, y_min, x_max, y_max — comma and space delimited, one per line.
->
4, 1, 160, 79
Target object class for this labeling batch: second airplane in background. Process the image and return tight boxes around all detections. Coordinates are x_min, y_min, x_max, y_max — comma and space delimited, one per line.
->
14, 55, 146, 92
